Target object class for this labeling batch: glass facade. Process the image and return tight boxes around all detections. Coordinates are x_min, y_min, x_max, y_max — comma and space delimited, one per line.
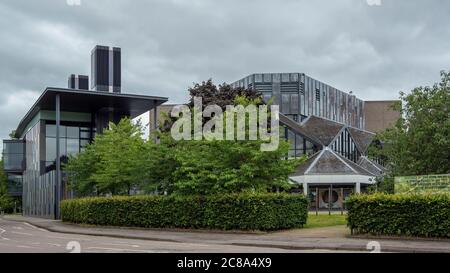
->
22, 119, 95, 218
2, 140, 25, 171
330, 129, 361, 163
7, 174, 22, 196
44, 123, 92, 171
283, 127, 318, 158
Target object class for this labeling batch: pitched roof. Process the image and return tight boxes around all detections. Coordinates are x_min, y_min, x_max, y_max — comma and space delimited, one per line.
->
347, 127, 375, 154
279, 114, 322, 146
291, 148, 374, 177
301, 116, 345, 147
357, 156, 385, 176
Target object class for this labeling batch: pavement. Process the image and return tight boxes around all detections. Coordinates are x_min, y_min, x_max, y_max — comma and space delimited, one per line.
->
1, 215, 450, 253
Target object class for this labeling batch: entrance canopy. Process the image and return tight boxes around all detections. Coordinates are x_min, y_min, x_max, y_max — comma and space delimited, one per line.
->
289, 148, 376, 186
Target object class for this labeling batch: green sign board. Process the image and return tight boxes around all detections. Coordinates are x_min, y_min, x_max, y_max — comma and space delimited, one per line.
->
395, 174, 450, 194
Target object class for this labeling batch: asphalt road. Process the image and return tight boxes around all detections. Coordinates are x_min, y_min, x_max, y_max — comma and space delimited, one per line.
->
0, 218, 349, 253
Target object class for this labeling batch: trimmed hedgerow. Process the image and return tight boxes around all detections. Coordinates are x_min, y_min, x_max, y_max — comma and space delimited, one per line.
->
60, 193, 308, 231
347, 193, 450, 238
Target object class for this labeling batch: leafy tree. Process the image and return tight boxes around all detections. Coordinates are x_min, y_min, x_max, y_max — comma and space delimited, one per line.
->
162, 84, 304, 195
141, 134, 180, 195
370, 71, 450, 176
8, 130, 17, 139
0, 161, 12, 212
65, 144, 100, 196
188, 79, 263, 110
66, 118, 147, 196
171, 138, 299, 196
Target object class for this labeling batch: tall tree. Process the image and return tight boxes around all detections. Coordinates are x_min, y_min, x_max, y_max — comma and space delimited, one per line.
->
370, 71, 450, 176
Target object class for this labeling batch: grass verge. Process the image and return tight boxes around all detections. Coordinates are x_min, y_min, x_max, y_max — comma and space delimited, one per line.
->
304, 214, 347, 229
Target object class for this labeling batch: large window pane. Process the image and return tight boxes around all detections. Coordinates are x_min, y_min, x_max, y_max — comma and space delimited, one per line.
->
67, 138, 80, 156
288, 130, 295, 149
66, 126, 79, 138
80, 139, 90, 148
46, 124, 67, 137
46, 125, 56, 137
3, 154, 24, 170
296, 135, 304, 150
80, 131, 90, 139
46, 138, 56, 162
60, 138, 67, 156
3, 142, 24, 154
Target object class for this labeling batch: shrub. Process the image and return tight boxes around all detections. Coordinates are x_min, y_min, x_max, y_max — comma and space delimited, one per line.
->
347, 193, 450, 238
61, 193, 308, 231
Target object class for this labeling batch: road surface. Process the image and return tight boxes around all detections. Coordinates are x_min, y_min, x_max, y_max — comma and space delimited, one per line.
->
0, 218, 348, 253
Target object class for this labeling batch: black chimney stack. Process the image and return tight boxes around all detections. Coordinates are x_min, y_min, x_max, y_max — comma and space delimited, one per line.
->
68, 74, 89, 90
91, 45, 121, 93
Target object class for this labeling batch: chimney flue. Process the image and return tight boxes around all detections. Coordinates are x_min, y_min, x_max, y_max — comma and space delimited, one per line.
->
68, 74, 89, 90
91, 45, 121, 93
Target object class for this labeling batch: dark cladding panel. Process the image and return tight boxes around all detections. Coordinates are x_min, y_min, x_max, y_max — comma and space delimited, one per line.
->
68, 74, 76, 89
113, 47, 121, 93
78, 75, 89, 90
96, 46, 110, 91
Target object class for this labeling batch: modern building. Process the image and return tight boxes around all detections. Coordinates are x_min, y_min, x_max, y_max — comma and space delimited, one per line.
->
232, 73, 389, 210
2, 46, 167, 219
232, 73, 366, 129
284, 114, 384, 210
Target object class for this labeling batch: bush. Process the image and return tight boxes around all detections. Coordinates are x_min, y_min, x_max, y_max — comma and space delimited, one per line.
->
347, 193, 450, 238
61, 193, 308, 231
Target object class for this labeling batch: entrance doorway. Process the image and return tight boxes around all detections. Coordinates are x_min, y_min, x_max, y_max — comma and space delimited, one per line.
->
308, 185, 354, 212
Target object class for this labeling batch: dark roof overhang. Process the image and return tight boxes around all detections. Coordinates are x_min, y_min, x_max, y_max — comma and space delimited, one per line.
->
15, 87, 168, 138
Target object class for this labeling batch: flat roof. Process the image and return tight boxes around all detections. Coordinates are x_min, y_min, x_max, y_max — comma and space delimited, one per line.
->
15, 87, 168, 138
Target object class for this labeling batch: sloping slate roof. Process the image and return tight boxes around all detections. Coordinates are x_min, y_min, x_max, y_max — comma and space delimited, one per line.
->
357, 156, 385, 176
347, 127, 375, 154
291, 151, 322, 175
279, 114, 322, 146
300, 116, 345, 146
337, 152, 376, 176
292, 149, 374, 176
308, 150, 354, 174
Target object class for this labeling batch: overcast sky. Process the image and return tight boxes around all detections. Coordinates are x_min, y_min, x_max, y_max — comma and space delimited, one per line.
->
0, 0, 449, 141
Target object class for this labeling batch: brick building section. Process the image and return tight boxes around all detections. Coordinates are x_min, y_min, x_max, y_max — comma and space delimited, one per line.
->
364, 101, 401, 132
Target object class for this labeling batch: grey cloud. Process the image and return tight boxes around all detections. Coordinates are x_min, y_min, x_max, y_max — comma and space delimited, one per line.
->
0, 0, 449, 142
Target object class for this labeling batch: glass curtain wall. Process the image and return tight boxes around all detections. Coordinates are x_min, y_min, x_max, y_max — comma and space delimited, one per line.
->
44, 122, 92, 172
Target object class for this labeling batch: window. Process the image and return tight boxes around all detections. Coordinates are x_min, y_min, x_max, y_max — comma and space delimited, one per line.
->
2, 141, 25, 171
45, 123, 92, 169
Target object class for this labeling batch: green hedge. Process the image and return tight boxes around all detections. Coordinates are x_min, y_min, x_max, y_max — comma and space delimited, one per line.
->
61, 193, 308, 231
347, 193, 450, 238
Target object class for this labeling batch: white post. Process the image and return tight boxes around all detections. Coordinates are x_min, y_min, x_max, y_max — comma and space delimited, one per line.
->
303, 182, 308, 196
356, 183, 361, 194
